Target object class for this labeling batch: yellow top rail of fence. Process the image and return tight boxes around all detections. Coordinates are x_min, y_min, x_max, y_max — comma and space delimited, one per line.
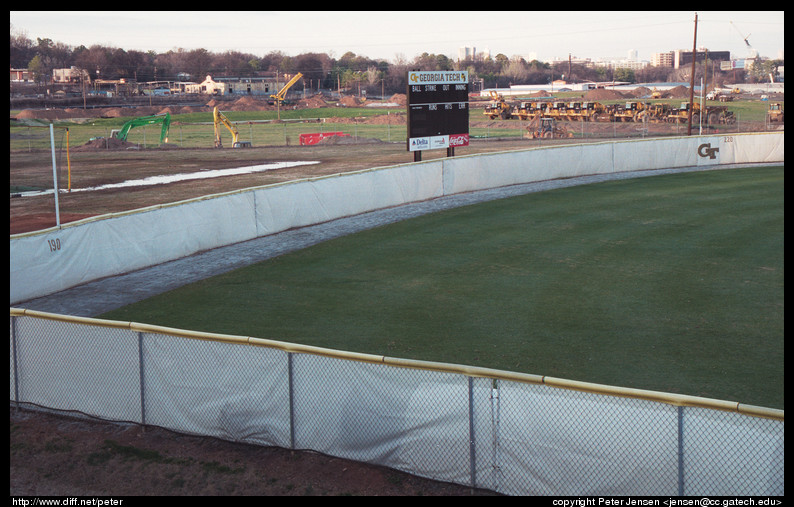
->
10, 307, 784, 422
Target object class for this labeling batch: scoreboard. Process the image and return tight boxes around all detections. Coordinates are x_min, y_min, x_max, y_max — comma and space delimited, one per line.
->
406, 71, 469, 152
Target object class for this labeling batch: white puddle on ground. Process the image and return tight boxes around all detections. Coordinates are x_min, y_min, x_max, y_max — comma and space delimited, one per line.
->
12, 161, 320, 197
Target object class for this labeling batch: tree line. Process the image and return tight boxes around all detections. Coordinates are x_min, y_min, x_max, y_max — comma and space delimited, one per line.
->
11, 25, 779, 97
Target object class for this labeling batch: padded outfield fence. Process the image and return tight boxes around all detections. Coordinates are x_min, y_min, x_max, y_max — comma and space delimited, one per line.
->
10, 133, 784, 495
9, 308, 784, 496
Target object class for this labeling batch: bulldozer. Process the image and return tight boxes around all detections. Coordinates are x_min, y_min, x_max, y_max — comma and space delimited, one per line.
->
767, 103, 784, 123
483, 90, 513, 120
524, 117, 573, 139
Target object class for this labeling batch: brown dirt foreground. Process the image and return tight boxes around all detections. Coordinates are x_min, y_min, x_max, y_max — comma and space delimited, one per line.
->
10, 407, 500, 497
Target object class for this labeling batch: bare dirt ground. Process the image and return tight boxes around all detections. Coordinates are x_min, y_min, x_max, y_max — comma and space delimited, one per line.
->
10, 407, 499, 496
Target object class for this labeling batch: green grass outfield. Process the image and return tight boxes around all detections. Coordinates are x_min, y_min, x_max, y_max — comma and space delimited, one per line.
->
100, 166, 784, 409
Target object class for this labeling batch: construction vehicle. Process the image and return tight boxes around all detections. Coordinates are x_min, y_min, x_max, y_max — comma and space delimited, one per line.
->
111, 113, 171, 144
613, 101, 647, 122
483, 91, 513, 119
513, 101, 544, 121
766, 103, 784, 123
640, 103, 673, 123
569, 101, 613, 122
213, 107, 251, 148
268, 72, 304, 105
666, 102, 735, 125
524, 117, 573, 139
544, 101, 568, 120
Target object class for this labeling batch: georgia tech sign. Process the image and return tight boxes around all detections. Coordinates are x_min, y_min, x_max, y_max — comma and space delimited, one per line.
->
698, 142, 720, 159
408, 71, 468, 85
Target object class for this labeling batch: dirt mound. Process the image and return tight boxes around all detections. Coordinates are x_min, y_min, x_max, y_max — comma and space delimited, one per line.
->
15, 109, 82, 121
71, 137, 144, 151
228, 96, 271, 111
631, 86, 652, 98
364, 113, 406, 125
665, 85, 690, 98
389, 93, 407, 105
298, 94, 329, 108
584, 89, 627, 100
339, 95, 362, 107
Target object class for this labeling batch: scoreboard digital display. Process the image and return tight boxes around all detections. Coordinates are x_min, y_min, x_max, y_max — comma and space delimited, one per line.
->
406, 71, 469, 152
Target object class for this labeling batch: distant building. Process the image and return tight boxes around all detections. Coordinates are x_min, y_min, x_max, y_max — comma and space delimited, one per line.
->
651, 52, 675, 67
10, 68, 33, 82
674, 49, 731, 69
458, 46, 476, 61
52, 66, 90, 84
185, 74, 285, 96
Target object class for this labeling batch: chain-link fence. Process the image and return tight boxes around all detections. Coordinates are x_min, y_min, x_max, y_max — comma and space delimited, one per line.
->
10, 310, 783, 496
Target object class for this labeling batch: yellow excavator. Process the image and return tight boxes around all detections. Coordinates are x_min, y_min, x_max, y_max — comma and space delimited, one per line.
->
268, 72, 303, 105
213, 107, 251, 148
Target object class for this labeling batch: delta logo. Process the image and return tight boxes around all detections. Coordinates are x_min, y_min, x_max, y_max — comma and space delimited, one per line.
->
410, 137, 430, 149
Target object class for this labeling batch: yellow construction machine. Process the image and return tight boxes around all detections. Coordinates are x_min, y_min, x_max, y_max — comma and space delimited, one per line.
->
524, 116, 573, 139
513, 101, 544, 121
213, 107, 251, 148
268, 72, 304, 105
483, 90, 513, 120
613, 101, 648, 122
767, 103, 784, 123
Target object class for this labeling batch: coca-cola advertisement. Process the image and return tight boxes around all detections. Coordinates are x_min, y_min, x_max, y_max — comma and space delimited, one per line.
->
449, 134, 469, 147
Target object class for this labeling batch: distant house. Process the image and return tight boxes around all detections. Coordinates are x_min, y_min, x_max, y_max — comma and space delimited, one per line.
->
185, 74, 285, 96
10, 68, 33, 82
52, 66, 90, 84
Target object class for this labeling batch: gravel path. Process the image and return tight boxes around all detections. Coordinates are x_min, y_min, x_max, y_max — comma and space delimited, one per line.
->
15, 164, 755, 318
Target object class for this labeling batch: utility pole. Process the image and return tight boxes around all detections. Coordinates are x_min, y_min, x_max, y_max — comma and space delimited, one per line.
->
687, 12, 698, 136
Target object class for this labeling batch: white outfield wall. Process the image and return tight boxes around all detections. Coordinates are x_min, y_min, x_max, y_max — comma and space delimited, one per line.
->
10, 132, 784, 305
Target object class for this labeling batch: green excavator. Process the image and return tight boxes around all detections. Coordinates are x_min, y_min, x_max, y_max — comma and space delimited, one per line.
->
111, 113, 171, 144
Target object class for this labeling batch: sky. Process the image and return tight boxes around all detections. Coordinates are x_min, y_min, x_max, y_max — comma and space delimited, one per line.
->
10, 11, 785, 63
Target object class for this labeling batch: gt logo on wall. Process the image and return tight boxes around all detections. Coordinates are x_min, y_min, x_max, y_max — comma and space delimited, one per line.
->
698, 143, 720, 159
696, 140, 722, 166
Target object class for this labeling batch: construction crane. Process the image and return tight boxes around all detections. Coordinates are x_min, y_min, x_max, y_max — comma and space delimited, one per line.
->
268, 72, 303, 105
111, 113, 170, 144
213, 107, 251, 148
730, 21, 758, 60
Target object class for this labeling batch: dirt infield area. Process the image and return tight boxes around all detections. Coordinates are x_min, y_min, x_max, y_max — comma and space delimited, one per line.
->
10, 138, 572, 235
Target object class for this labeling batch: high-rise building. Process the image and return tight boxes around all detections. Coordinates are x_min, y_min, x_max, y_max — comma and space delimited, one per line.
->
458, 46, 476, 61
